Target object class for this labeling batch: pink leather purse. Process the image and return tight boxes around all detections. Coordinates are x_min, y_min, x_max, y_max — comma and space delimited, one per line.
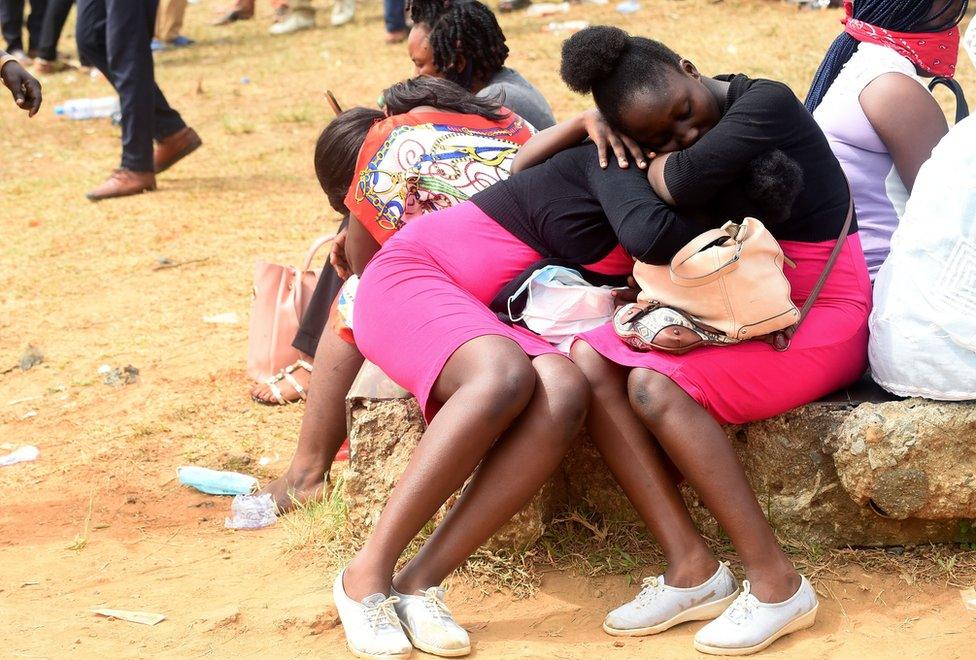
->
247, 234, 335, 382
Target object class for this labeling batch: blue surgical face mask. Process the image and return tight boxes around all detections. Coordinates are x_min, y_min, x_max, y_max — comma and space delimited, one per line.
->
177, 466, 259, 496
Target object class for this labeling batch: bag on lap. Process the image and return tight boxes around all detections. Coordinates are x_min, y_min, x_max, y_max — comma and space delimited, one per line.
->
247, 234, 335, 381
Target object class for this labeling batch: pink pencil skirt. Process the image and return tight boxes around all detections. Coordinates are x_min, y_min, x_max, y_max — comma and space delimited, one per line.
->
577, 233, 873, 425
353, 201, 631, 422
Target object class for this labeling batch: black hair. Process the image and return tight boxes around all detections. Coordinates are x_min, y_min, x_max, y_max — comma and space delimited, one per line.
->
745, 150, 804, 225
382, 76, 506, 120
804, 0, 969, 111
410, 0, 509, 89
314, 107, 384, 213
560, 26, 683, 131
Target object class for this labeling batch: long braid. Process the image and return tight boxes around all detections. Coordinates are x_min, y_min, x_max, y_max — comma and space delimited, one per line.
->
411, 0, 509, 91
804, 0, 968, 112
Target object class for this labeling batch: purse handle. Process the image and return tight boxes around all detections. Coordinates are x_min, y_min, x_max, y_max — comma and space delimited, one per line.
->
796, 187, 855, 327
293, 233, 337, 313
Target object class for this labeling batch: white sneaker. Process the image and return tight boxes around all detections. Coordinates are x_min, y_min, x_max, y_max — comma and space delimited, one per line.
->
694, 576, 818, 655
333, 570, 413, 659
331, 0, 356, 26
269, 10, 315, 35
391, 585, 471, 657
603, 561, 740, 636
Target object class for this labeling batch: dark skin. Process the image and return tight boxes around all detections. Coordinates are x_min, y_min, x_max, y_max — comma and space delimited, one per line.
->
406, 23, 493, 94
521, 64, 802, 602
341, 237, 589, 599
1, 56, 42, 116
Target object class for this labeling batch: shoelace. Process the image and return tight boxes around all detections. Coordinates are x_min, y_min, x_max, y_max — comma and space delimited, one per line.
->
365, 595, 402, 633
421, 587, 455, 622
725, 580, 760, 624
635, 576, 666, 607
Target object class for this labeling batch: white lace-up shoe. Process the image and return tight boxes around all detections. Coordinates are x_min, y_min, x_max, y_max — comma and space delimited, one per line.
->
333, 570, 413, 659
391, 586, 471, 657
693, 576, 818, 655
603, 561, 739, 636
269, 10, 315, 35
331, 0, 356, 26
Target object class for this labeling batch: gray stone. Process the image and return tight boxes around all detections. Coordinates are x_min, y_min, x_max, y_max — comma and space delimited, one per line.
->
344, 366, 976, 549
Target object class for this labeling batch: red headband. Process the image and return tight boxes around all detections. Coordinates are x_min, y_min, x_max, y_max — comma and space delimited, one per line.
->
842, 0, 960, 77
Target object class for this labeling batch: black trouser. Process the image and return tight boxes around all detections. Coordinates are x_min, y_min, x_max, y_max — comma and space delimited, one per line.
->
34, 0, 71, 60
0, 0, 47, 53
292, 262, 345, 356
75, 0, 185, 172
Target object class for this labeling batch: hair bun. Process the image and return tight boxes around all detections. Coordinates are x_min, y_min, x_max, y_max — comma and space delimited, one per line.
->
560, 26, 630, 94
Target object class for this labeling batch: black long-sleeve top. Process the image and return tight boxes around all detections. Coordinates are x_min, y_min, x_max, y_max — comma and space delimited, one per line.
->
471, 74, 854, 266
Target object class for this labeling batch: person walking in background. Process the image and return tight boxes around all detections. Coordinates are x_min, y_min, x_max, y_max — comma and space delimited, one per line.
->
213, 0, 289, 25
76, 0, 202, 200
153, 0, 194, 51
0, 0, 47, 63
1, 47, 41, 113
383, 0, 406, 43
270, 0, 354, 35
32, 0, 72, 72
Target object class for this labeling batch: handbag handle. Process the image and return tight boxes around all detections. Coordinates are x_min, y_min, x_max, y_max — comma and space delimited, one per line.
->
796, 187, 855, 327
668, 226, 742, 287
294, 233, 337, 313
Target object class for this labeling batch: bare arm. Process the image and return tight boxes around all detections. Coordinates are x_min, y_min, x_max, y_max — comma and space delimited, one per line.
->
646, 153, 675, 205
512, 110, 649, 173
860, 72, 948, 191
346, 213, 382, 277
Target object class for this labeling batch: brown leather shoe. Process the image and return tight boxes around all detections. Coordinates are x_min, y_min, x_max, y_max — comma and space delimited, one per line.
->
86, 169, 157, 201
154, 127, 202, 173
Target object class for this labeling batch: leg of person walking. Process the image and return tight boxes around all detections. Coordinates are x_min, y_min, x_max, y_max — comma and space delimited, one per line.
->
153, 0, 193, 48
269, 0, 313, 35
0, 0, 27, 55
34, 0, 73, 71
382, 0, 405, 43
24, 0, 47, 54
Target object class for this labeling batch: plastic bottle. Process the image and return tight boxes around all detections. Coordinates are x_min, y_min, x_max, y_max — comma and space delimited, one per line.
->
225, 493, 277, 530
54, 96, 121, 120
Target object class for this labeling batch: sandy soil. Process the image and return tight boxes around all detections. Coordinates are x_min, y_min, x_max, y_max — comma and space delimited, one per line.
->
2, 0, 975, 657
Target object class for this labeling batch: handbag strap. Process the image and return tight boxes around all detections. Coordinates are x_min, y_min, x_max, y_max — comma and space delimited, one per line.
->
796, 188, 854, 326
302, 233, 337, 272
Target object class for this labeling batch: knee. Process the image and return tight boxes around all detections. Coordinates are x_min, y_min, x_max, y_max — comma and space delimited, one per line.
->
536, 361, 590, 446
570, 341, 614, 389
627, 369, 680, 423
473, 358, 537, 419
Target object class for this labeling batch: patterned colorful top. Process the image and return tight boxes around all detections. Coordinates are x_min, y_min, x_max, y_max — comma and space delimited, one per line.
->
345, 109, 534, 245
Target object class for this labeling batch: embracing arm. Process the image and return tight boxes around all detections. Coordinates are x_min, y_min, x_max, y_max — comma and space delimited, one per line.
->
346, 213, 382, 277
860, 73, 948, 191
512, 109, 648, 173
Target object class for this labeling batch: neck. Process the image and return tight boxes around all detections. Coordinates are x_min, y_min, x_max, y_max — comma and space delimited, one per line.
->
701, 76, 731, 113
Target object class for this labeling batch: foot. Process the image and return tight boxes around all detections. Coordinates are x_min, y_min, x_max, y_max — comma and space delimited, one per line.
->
34, 58, 72, 74
154, 127, 202, 174
269, 10, 315, 35
334, 570, 412, 659
273, 4, 290, 22
151, 38, 167, 52
391, 586, 470, 657
167, 35, 196, 48
250, 357, 313, 405
212, 8, 253, 25
385, 29, 408, 44
259, 464, 328, 514
603, 561, 739, 637
86, 169, 156, 201
331, 0, 356, 26
693, 576, 818, 656
9, 49, 32, 66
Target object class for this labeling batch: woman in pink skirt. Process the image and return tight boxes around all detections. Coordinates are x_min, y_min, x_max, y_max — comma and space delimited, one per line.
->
511, 27, 870, 654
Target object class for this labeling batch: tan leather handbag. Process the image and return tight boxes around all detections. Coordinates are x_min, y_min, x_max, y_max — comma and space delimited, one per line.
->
617, 205, 853, 353
246, 234, 335, 382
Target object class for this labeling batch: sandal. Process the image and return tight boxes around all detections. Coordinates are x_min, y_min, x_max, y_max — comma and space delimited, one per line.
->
212, 8, 254, 25
613, 302, 738, 355
253, 359, 313, 405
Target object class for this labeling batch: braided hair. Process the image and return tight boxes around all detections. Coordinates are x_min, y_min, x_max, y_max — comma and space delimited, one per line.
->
804, 0, 969, 112
409, 0, 509, 90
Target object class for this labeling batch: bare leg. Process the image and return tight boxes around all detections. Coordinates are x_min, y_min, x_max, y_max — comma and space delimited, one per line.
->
259, 327, 365, 512
342, 336, 538, 600
627, 367, 799, 602
571, 341, 717, 587
393, 353, 588, 593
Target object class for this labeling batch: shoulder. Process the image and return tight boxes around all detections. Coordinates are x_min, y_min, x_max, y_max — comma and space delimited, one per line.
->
859, 72, 941, 125
729, 75, 802, 114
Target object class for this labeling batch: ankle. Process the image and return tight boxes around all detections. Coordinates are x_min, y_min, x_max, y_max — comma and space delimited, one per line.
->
283, 460, 330, 487
663, 550, 719, 588
743, 565, 801, 603
391, 566, 439, 595
343, 554, 395, 602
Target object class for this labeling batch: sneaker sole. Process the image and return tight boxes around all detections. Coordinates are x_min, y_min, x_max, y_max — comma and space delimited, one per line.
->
400, 625, 471, 657
602, 589, 741, 637
346, 642, 412, 660
692, 603, 818, 656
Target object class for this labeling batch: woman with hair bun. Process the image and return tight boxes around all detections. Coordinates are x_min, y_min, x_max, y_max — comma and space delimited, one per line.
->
513, 25, 871, 654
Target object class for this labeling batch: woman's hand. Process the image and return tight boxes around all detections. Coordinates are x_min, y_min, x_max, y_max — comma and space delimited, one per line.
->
329, 227, 352, 280
1, 59, 42, 116
610, 276, 640, 307
583, 109, 650, 170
